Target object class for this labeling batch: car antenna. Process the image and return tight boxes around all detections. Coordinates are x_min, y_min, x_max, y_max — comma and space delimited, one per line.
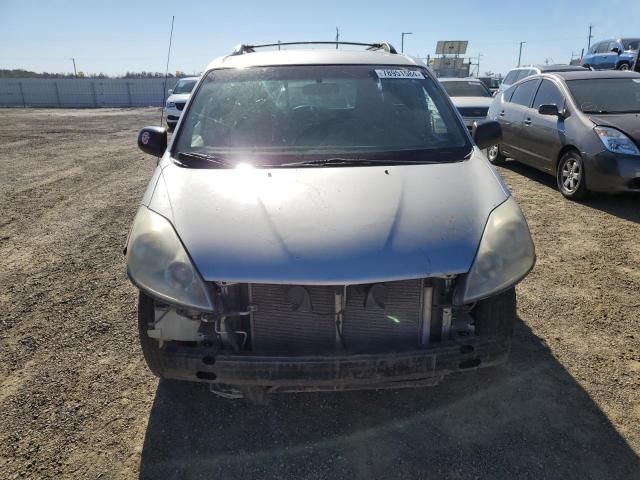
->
160, 15, 175, 127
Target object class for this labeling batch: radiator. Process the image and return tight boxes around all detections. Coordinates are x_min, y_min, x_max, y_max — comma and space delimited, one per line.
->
250, 280, 424, 353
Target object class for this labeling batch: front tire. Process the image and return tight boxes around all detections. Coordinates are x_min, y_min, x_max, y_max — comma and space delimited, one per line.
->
487, 144, 506, 165
557, 150, 589, 200
617, 62, 630, 71
138, 292, 166, 378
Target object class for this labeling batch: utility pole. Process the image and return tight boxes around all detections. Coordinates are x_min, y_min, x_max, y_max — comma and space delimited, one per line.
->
476, 52, 483, 76
587, 24, 593, 50
70, 58, 77, 78
517, 41, 526, 67
335, 27, 339, 49
401, 32, 412, 53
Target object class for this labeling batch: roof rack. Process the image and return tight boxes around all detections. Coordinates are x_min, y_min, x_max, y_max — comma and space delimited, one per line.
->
230, 41, 398, 56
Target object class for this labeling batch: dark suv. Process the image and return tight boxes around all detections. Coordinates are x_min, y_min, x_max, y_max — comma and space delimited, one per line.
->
582, 38, 640, 71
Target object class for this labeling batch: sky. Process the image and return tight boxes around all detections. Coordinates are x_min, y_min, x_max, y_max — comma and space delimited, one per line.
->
2, 0, 640, 77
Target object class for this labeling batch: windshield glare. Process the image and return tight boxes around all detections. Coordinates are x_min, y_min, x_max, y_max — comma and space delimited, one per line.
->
441, 81, 491, 97
173, 79, 197, 94
173, 65, 470, 165
567, 78, 640, 113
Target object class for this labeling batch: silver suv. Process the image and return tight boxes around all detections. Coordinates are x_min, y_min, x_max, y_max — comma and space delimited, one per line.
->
499, 64, 587, 92
129, 41, 535, 400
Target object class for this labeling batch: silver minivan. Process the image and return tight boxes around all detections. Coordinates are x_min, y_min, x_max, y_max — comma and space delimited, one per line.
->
128, 42, 535, 400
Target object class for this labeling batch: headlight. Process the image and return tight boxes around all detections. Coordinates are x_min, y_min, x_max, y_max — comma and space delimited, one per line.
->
166, 101, 175, 108
456, 197, 535, 304
594, 126, 640, 156
126, 207, 213, 311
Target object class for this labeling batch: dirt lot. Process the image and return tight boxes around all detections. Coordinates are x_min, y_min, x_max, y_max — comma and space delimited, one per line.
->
0, 108, 638, 479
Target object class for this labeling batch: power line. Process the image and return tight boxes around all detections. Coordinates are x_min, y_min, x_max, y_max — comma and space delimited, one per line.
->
160, 16, 175, 126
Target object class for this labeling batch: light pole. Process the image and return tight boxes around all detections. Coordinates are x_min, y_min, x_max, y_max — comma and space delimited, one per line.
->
517, 42, 526, 67
401, 32, 413, 53
70, 57, 77, 78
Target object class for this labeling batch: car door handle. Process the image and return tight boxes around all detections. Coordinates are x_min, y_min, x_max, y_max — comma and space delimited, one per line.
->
524, 118, 532, 126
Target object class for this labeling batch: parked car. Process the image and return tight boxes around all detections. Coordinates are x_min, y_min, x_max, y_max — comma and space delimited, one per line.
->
164, 76, 198, 131
129, 41, 535, 400
440, 77, 493, 131
582, 38, 640, 71
487, 70, 640, 200
499, 65, 588, 92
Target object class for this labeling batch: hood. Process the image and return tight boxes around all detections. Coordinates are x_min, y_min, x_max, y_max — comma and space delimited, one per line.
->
588, 113, 640, 142
450, 97, 494, 109
167, 93, 190, 103
148, 151, 509, 284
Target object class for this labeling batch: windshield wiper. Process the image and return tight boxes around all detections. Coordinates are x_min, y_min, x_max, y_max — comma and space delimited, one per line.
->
275, 157, 445, 168
175, 151, 234, 168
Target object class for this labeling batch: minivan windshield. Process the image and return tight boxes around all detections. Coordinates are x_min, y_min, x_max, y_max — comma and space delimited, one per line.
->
566, 78, 640, 114
441, 80, 491, 97
173, 65, 471, 166
173, 79, 197, 94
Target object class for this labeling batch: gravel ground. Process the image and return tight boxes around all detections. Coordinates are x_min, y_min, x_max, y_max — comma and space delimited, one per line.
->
1, 108, 638, 480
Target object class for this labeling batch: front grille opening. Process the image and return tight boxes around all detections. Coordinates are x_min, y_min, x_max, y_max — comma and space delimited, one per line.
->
250, 280, 425, 354
627, 178, 640, 190
459, 358, 481, 369
196, 371, 217, 380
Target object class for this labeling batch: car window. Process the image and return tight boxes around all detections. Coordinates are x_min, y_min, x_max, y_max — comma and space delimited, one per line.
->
503, 70, 519, 85
622, 38, 640, 50
173, 79, 197, 94
510, 79, 540, 107
566, 78, 640, 113
607, 41, 620, 52
503, 85, 517, 102
590, 43, 599, 54
441, 80, 491, 97
174, 65, 471, 165
533, 80, 564, 109
514, 69, 531, 82
595, 42, 609, 54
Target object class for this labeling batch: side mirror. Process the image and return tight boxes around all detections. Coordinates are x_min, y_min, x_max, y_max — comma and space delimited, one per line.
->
138, 126, 167, 157
472, 120, 502, 150
610, 47, 620, 54
168, 89, 173, 95
538, 104, 561, 117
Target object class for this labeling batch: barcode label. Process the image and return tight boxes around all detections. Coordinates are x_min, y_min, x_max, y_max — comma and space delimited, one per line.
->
375, 69, 424, 79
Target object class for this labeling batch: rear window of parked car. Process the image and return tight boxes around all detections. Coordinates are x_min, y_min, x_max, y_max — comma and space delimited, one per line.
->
532, 80, 564, 109
622, 38, 640, 50
503, 70, 519, 85
510, 79, 540, 107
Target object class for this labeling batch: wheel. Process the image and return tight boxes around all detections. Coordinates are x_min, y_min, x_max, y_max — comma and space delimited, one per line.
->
471, 287, 517, 338
617, 62, 630, 71
137, 291, 166, 378
486, 144, 506, 165
557, 150, 589, 200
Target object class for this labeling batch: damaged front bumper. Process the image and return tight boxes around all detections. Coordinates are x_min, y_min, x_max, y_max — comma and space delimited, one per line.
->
158, 336, 510, 393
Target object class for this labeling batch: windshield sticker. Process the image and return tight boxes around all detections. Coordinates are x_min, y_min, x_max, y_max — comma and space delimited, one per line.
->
375, 69, 424, 79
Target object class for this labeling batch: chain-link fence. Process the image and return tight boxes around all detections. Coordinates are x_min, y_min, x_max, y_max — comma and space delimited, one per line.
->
0, 78, 172, 107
